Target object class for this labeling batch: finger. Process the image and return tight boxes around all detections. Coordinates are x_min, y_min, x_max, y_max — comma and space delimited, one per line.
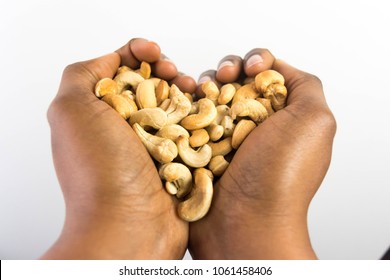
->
215, 55, 243, 83
272, 59, 327, 108
152, 54, 178, 81
115, 38, 161, 69
58, 52, 121, 98
170, 72, 197, 94
243, 48, 275, 77
195, 70, 221, 99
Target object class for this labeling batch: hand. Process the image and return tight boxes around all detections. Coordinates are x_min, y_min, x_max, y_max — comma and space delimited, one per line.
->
189, 49, 337, 259
42, 38, 196, 259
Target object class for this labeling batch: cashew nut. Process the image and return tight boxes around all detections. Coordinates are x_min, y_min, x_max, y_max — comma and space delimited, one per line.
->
139, 61, 151, 79
129, 107, 167, 130
208, 155, 229, 177
230, 99, 268, 124
255, 69, 288, 111
232, 83, 260, 104
176, 135, 212, 168
101, 93, 132, 119
95, 78, 118, 97
156, 79, 170, 105
165, 85, 192, 125
181, 98, 217, 130
135, 79, 157, 109
221, 115, 235, 137
208, 137, 233, 157
159, 162, 192, 198
218, 83, 236, 105
206, 124, 224, 142
155, 124, 190, 142
114, 70, 144, 93
231, 119, 257, 149
189, 129, 210, 148
132, 123, 178, 164
202, 80, 220, 105
177, 168, 214, 222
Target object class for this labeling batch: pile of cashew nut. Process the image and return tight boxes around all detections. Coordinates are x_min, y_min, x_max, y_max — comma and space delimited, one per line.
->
94, 61, 288, 222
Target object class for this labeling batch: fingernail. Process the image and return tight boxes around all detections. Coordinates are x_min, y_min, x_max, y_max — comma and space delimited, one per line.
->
218, 60, 235, 70
132, 38, 149, 49
198, 75, 211, 84
246, 54, 264, 68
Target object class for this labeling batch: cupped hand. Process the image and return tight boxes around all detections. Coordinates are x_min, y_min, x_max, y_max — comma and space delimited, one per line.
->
43, 38, 195, 259
190, 49, 337, 259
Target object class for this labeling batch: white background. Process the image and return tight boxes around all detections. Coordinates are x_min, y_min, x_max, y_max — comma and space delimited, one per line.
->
0, 0, 389, 260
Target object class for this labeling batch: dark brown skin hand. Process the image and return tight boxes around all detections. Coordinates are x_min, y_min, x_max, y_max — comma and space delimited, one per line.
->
190, 49, 337, 259
42, 38, 196, 259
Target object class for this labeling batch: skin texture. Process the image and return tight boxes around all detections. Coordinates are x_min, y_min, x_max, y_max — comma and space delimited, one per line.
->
43, 39, 336, 260
190, 50, 336, 259
43, 38, 195, 259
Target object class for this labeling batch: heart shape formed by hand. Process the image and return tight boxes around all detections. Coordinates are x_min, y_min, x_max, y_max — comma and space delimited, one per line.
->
94, 61, 288, 222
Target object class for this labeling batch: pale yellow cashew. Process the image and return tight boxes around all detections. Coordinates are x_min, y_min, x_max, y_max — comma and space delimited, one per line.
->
255, 69, 288, 111
181, 98, 217, 130
189, 129, 210, 148
159, 162, 192, 198
95, 78, 118, 97
230, 99, 268, 124
231, 119, 257, 149
129, 108, 167, 130
155, 124, 190, 142
132, 123, 178, 164
156, 79, 170, 105
208, 155, 229, 177
231, 83, 260, 105
208, 137, 233, 157
165, 85, 192, 125
202, 80, 220, 105
114, 70, 144, 93
177, 168, 214, 222
176, 135, 212, 168
135, 79, 157, 109
218, 83, 236, 105
101, 94, 132, 119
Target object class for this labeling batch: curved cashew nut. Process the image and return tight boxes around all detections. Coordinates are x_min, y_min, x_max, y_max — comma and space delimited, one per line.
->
159, 162, 192, 198
114, 70, 144, 93
177, 168, 214, 222
232, 83, 260, 104
176, 135, 212, 168
255, 70, 288, 111
155, 124, 190, 142
206, 124, 224, 142
189, 129, 210, 148
221, 115, 235, 137
132, 123, 178, 164
101, 93, 132, 119
181, 98, 217, 130
208, 137, 233, 157
231, 119, 257, 149
95, 78, 118, 97
208, 155, 229, 177
129, 107, 167, 130
165, 85, 192, 125
230, 99, 268, 124
202, 80, 220, 105
135, 79, 157, 109
218, 83, 236, 105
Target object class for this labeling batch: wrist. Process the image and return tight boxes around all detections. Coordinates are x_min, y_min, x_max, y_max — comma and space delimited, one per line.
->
190, 204, 316, 260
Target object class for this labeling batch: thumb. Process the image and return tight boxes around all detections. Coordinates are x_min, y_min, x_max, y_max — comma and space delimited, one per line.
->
58, 52, 121, 99
272, 59, 327, 108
